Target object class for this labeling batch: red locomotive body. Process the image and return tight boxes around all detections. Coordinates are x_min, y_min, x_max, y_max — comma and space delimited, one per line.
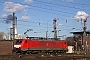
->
14, 37, 68, 54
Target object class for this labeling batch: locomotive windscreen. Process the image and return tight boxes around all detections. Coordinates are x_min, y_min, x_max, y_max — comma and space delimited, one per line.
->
15, 39, 22, 44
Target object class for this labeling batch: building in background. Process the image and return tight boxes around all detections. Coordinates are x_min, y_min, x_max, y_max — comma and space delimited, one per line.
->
71, 31, 90, 52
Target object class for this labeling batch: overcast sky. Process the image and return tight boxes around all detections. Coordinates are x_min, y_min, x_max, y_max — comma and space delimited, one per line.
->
0, 0, 90, 39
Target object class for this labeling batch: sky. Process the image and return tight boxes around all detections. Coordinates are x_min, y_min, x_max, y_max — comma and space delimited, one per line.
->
0, 0, 90, 39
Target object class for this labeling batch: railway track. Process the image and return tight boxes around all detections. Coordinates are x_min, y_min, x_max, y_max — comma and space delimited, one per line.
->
0, 53, 90, 60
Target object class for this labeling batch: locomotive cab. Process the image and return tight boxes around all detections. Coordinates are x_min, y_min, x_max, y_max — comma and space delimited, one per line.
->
14, 39, 22, 52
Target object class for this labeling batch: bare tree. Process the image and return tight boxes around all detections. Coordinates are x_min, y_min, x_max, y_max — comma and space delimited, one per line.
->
0, 32, 4, 40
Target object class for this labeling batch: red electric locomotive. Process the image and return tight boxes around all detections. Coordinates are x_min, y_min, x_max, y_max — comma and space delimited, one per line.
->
14, 37, 68, 54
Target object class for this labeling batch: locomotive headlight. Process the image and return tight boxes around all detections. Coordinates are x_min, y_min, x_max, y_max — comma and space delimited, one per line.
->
14, 45, 21, 48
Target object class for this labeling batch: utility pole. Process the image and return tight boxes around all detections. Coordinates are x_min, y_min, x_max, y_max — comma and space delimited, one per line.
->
12, 13, 15, 54
82, 15, 89, 54
46, 23, 48, 39
53, 18, 59, 40
12, 13, 15, 40
83, 18, 87, 54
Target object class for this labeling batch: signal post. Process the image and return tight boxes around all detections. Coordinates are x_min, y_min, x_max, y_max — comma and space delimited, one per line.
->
53, 18, 59, 40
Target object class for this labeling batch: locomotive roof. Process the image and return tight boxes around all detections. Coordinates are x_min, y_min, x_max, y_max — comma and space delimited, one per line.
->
26, 37, 61, 41
14, 37, 62, 41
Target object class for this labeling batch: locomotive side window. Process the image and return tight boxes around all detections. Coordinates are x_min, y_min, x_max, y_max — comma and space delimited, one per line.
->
15, 39, 22, 44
